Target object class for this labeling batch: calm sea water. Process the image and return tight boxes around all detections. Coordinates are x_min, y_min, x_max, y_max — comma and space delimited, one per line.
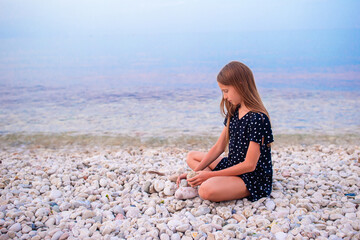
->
1, 29, 359, 141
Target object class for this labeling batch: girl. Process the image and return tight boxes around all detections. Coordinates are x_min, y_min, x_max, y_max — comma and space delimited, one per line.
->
176, 61, 273, 202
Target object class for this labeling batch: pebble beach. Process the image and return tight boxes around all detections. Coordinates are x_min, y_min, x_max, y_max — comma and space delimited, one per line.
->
1, 141, 359, 240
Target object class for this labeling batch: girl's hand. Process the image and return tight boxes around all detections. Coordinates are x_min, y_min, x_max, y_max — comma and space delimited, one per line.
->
176, 173, 188, 188
187, 171, 213, 187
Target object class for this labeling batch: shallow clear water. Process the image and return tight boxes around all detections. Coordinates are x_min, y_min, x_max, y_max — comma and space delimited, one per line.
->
0, 30, 359, 143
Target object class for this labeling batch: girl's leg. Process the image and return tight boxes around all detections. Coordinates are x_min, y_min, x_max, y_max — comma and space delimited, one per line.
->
198, 176, 250, 202
186, 151, 223, 171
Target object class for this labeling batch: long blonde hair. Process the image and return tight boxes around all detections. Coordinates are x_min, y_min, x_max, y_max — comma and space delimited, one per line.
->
217, 61, 270, 146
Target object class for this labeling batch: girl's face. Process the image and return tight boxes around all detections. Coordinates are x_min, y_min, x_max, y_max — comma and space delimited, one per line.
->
218, 82, 242, 106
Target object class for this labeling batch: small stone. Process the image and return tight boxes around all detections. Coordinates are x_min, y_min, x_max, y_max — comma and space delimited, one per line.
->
144, 207, 156, 216
232, 214, 246, 222
223, 224, 240, 231
99, 178, 108, 187
217, 207, 232, 220
115, 213, 124, 220
142, 181, 152, 193
187, 170, 197, 179
8, 231, 16, 238
51, 231, 64, 240
275, 232, 287, 240
35, 208, 50, 218
168, 174, 178, 182
193, 206, 210, 217
40, 185, 50, 193
154, 180, 165, 192
170, 233, 181, 240
59, 232, 69, 240
45, 217, 56, 228
350, 199, 360, 204
265, 200, 276, 211
59, 202, 71, 211
82, 210, 96, 219
9, 223, 21, 232
199, 224, 213, 233
330, 214, 343, 220
112, 205, 124, 214
50, 190, 62, 200
167, 220, 182, 231
22, 225, 32, 234
106, 172, 116, 180
176, 224, 190, 232
101, 224, 115, 235
160, 233, 170, 240
126, 207, 140, 219
281, 170, 291, 177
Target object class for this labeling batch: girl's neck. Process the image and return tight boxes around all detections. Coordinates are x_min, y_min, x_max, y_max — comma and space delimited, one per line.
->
238, 103, 250, 113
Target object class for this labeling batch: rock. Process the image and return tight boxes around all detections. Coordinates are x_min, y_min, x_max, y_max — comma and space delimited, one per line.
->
59, 202, 71, 211
233, 214, 246, 222
45, 217, 56, 228
187, 170, 197, 179
223, 224, 240, 231
113, 205, 124, 214
106, 172, 116, 180
142, 181, 152, 193
82, 210, 96, 219
193, 206, 210, 217
40, 185, 50, 193
9, 223, 21, 232
176, 224, 190, 232
99, 178, 108, 187
350, 199, 360, 204
281, 170, 291, 177
59, 232, 69, 240
8, 231, 16, 238
167, 220, 182, 231
49, 190, 62, 200
160, 233, 170, 240
275, 232, 287, 240
329, 214, 343, 220
265, 200, 276, 211
126, 207, 140, 219
154, 180, 165, 192
217, 207, 232, 220
164, 181, 175, 196
22, 224, 32, 234
170, 233, 181, 240
168, 174, 178, 182
144, 207, 156, 216
51, 231, 64, 240
212, 215, 224, 226
175, 187, 198, 200
199, 224, 213, 233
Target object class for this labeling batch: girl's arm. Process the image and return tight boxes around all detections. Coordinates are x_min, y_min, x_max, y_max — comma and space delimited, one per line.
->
210, 141, 261, 176
188, 141, 261, 186
194, 127, 227, 171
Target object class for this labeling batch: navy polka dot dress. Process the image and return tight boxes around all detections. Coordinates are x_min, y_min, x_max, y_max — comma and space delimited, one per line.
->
213, 105, 274, 201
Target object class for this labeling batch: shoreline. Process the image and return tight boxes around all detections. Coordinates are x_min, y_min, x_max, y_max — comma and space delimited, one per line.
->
1, 132, 359, 151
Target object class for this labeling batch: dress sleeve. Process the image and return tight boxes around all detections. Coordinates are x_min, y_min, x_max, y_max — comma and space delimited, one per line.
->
249, 113, 274, 146
248, 113, 263, 145
263, 114, 274, 145
223, 115, 228, 126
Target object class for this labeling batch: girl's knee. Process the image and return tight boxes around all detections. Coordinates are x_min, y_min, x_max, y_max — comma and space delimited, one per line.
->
198, 182, 215, 201
186, 151, 196, 164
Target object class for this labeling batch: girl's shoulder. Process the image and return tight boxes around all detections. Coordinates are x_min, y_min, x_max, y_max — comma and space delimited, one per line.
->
248, 111, 271, 126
